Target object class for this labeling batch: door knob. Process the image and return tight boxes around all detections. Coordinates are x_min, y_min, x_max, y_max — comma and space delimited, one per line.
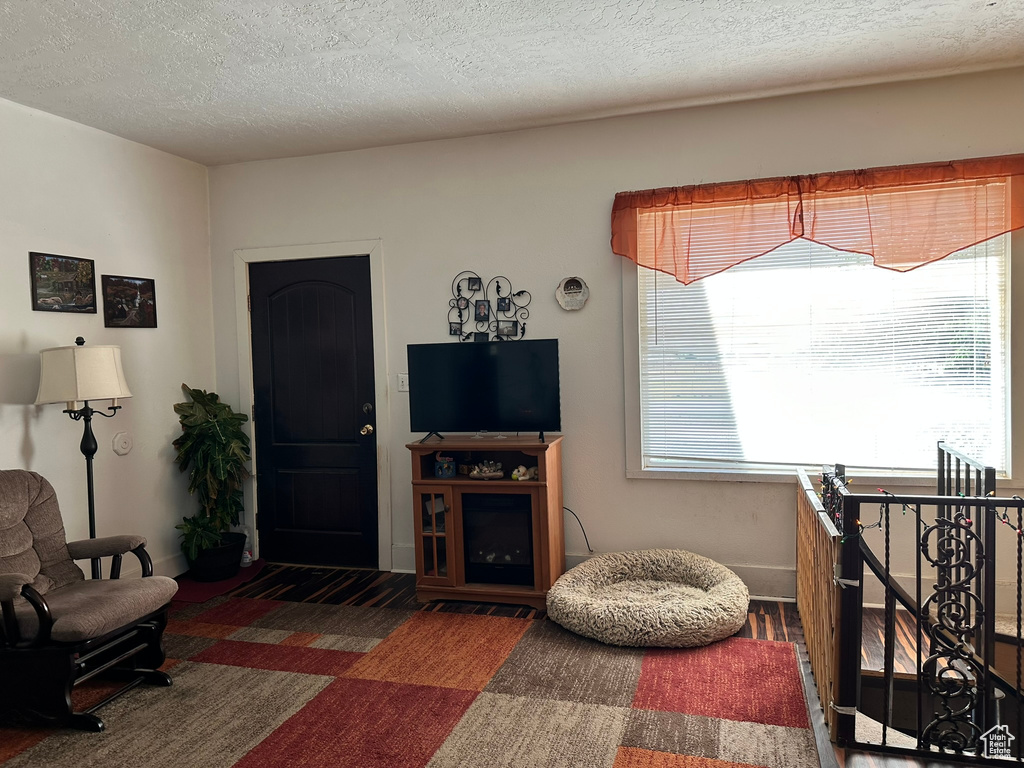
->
360, 424, 374, 435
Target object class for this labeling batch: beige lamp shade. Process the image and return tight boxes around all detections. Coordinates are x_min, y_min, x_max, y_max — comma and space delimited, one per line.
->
35, 344, 132, 406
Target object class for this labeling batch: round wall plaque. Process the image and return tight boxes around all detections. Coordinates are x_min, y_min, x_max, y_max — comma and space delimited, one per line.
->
555, 276, 589, 311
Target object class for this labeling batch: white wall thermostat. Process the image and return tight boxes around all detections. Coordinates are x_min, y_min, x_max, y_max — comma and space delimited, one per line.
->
556, 276, 589, 310
112, 431, 133, 456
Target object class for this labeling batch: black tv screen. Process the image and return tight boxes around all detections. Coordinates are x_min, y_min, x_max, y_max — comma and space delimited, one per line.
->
407, 339, 561, 436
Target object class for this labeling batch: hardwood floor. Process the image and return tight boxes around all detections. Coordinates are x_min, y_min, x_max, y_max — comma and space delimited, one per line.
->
223, 564, 955, 768
227, 563, 543, 617
837, 752, 958, 768
226, 562, 806, 634
861, 607, 919, 676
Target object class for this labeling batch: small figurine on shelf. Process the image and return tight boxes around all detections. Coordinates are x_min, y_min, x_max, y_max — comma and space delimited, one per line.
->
434, 452, 455, 478
469, 460, 503, 480
512, 465, 539, 481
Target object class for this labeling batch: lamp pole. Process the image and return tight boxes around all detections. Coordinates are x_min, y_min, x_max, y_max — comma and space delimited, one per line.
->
76, 401, 99, 541
65, 399, 120, 579
61, 338, 122, 579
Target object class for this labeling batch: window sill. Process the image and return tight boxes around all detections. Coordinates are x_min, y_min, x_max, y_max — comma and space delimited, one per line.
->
626, 464, 1021, 491
627, 466, 803, 484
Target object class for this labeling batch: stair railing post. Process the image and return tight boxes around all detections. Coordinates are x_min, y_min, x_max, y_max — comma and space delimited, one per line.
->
836, 486, 863, 746
983, 497, 998, 737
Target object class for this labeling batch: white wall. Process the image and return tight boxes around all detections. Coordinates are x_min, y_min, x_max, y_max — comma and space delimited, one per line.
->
208, 67, 1024, 597
0, 97, 214, 578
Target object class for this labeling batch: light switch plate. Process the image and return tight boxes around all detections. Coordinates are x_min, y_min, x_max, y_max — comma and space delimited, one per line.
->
398, 373, 409, 392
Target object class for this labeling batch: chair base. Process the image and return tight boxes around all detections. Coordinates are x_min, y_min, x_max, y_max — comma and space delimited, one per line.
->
69, 712, 105, 732
0, 604, 172, 731
70, 669, 173, 732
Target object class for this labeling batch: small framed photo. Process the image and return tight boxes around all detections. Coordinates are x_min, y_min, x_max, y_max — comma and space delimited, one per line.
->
449, 321, 462, 336
29, 252, 97, 313
496, 320, 519, 337
473, 332, 489, 342
497, 296, 511, 312
457, 296, 469, 310
467, 277, 483, 291
101, 275, 157, 328
474, 299, 490, 322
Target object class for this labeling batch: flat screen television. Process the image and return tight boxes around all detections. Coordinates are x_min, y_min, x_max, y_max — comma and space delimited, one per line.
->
407, 339, 560, 437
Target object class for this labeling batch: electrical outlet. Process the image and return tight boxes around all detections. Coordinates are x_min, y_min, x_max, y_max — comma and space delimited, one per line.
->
397, 373, 409, 392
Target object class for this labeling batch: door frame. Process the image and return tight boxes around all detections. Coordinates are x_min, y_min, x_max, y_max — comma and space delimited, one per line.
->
233, 240, 392, 571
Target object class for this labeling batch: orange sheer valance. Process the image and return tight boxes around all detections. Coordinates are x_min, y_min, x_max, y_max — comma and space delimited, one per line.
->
611, 154, 1024, 285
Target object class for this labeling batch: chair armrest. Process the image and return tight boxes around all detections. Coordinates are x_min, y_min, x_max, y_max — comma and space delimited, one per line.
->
0, 583, 52, 647
0, 573, 33, 602
67, 535, 147, 560
68, 537, 154, 579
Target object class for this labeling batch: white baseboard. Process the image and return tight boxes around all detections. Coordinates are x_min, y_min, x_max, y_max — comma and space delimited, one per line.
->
154, 551, 188, 579
387, 548, 797, 601
391, 544, 415, 574
560, 554, 796, 601
726, 564, 796, 600
565, 553, 590, 569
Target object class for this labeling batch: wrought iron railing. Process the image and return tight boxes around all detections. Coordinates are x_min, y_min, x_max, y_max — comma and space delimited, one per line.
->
797, 442, 1024, 765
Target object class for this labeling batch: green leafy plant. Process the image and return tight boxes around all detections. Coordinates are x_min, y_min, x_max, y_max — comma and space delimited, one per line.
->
175, 514, 224, 561
173, 384, 251, 556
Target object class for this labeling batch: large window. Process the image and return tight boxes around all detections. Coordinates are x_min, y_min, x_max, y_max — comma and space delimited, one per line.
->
634, 235, 1009, 474
617, 156, 1024, 477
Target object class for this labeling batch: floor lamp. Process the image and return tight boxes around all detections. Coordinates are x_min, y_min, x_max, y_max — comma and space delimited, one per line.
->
35, 337, 133, 579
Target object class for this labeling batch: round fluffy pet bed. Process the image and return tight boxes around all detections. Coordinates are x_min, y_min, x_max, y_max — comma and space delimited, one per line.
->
546, 549, 749, 648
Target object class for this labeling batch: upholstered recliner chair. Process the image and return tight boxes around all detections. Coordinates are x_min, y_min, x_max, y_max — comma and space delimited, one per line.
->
0, 469, 179, 731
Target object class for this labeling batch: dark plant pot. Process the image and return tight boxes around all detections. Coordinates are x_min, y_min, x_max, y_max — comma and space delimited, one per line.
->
186, 531, 246, 582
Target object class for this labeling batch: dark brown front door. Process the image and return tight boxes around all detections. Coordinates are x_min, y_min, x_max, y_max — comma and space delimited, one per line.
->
249, 255, 378, 568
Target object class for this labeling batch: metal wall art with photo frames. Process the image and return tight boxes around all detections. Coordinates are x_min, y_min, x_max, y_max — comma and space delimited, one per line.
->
448, 270, 532, 341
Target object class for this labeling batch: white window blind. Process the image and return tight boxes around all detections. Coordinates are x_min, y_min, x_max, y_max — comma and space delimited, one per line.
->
638, 235, 1008, 473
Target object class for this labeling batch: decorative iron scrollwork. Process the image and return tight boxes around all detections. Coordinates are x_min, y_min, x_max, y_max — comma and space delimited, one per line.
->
919, 513, 985, 752
448, 271, 531, 341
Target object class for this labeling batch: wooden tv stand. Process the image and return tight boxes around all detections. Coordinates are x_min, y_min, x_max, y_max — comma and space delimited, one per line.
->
406, 435, 565, 610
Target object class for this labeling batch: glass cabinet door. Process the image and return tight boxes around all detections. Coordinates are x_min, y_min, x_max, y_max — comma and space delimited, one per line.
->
414, 486, 454, 585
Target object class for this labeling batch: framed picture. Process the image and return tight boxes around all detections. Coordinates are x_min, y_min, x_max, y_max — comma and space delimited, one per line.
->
29, 252, 97, 313
496, 320, 519, 337
457, 296, 469, 310
473, 332, 489, 342
101, 275, 157, 328
449, 321, 462, 336
497, 296, 511, 312
467, 277, 483, 292
474, 299, 490, 322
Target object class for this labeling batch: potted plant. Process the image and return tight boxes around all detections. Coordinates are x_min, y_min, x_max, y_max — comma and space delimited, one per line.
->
173, 383, 251, 581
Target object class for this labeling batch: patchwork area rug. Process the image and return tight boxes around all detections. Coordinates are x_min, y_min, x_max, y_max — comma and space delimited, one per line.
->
1, 597, 819, 768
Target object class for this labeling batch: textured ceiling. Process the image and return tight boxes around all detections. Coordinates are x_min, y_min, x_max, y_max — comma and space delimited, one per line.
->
1, 1, 1022, 166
